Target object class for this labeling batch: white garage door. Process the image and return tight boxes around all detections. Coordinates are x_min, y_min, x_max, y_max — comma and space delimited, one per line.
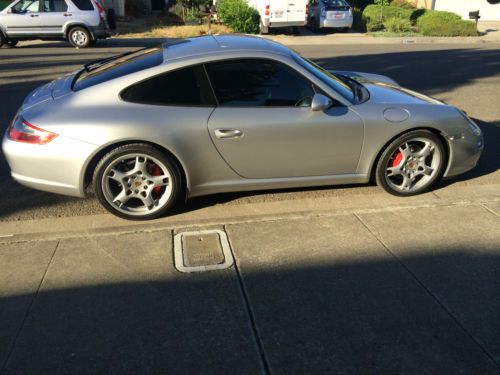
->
434, 0, 500, 21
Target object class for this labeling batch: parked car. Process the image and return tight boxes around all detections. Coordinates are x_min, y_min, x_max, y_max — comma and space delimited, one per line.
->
307, 0, 353, 32
246, 0, 308, 33
0, 0, 110, 48
2, 35, 483, 220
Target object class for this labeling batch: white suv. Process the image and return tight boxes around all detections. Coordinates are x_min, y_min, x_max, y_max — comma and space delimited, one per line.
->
0, 0, 110, 48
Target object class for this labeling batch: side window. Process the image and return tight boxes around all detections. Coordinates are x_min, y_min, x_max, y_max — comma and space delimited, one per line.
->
43, 0, 68, 12
12, 0, 40, 13
121, 66, 216, 107
71, 0, 94, 11
205, 59, 316, 107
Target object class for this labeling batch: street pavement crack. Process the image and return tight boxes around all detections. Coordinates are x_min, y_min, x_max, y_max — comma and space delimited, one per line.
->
1, 240, 60, 372
224, 225, 272, 375
353, 213, 500, 370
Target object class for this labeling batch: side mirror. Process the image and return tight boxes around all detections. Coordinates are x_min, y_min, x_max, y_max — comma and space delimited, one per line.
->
311, 93, 333, 112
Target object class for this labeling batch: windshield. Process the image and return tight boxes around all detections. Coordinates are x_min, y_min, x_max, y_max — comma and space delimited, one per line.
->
322, 0, 349, 7
73, 47, 163, 91
293, 53, 355, 103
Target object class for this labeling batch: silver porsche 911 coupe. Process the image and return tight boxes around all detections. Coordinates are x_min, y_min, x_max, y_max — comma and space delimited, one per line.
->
2, 35, 483, 220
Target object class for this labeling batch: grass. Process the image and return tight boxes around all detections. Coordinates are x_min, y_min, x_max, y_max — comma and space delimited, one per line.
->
114, 15, 234, 39
369, 31, 422, 37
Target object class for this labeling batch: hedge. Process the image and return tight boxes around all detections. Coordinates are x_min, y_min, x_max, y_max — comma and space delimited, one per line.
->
217, 0, 260, 34
363, 4, 412, 24
0, 0, 11, 11
417, 11, 478, 36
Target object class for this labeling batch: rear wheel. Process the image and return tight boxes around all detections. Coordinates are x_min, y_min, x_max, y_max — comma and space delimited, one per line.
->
0, 32, 5, 48
93, 144, 182, 220
68, 26, 91, 48
375, 130, 445, 196
6, 40, 18, 47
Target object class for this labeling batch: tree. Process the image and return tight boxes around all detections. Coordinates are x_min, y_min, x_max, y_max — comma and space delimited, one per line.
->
374, 0, 389, 21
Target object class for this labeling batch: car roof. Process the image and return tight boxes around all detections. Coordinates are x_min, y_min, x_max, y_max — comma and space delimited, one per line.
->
161, 34, 292, 62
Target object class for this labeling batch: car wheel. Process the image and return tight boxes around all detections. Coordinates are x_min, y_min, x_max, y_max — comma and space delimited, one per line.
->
0, 32, 5, 48
68, 26, 91, 48
6, 40, 18, 47
93, 144, 182, 220
375, 130, 445, 196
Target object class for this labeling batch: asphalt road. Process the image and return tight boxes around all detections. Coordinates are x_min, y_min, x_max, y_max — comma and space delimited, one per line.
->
0, 40, 499, 221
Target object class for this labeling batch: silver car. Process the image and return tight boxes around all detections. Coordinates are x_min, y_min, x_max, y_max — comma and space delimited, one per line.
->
2, 35, 483, 220
307, 0, 353, 32
0, 0, 109, 48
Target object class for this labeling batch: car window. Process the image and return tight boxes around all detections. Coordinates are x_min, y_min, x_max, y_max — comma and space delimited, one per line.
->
322, 0, 348, 6
70, 0, 94, 10
205, 59, 316, 107
121, 65, 216, 107
43, 0, 67, 12
12, 0, 40, 13
73, 47, 164, 91
292, 53, 355, 103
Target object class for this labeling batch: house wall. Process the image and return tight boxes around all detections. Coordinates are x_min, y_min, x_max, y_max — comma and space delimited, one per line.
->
433, 0, 500, 21
415, 0, 434, 9
102, 0, 125, 17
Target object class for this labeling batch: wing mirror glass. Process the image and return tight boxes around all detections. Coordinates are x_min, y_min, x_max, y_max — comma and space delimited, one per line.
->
311, 93, 333, 112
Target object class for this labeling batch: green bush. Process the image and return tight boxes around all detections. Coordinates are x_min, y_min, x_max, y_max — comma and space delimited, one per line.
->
363, 4, 412, 24
0, 0, 11, 11
417, 10, 478, 36
217, 0, 260, 34
384, 17, 413, 32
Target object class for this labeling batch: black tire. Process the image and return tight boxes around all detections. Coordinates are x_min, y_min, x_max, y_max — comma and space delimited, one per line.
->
375, 130, 446, 196
107, 8, 116, 30
0, 32, 5, 48
68, 26, 92, 48
93, 143, 182, 220
6, 40, 18, 47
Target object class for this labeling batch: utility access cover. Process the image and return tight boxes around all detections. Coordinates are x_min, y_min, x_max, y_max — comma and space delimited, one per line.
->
174, 229, 234, 273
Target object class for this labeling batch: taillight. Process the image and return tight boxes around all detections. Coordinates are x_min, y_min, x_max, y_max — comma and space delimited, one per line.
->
8, 116, 58, 145
92, 0, 105, 20
305, 4, 309, 15
265, 4, 270, 16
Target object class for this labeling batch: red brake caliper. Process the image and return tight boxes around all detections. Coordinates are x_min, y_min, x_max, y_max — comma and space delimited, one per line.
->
151, 164, 162, 193
391, 150, 403, 168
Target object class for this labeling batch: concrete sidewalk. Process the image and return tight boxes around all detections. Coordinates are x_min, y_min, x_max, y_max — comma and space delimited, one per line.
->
1, 187, 499, 373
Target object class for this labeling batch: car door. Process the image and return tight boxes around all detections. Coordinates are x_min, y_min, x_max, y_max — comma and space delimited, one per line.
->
38, 0, 69, 35
2, 0, 43, 36
206, 58, 364, 179
287, 0, 306, 24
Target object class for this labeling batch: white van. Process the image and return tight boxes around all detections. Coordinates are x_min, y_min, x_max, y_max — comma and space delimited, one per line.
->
247, 0, 308, 33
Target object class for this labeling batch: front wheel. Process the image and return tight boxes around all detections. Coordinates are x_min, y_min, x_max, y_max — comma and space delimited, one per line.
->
375, 130, 445, 196
93, 144, 182, 220
68, 26, 92, 48
6, 40, 18, 47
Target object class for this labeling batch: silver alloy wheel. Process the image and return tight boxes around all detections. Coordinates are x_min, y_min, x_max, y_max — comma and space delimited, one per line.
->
71, 30, 88, 46
385, 137, 442, 192
101, 153, 173, 217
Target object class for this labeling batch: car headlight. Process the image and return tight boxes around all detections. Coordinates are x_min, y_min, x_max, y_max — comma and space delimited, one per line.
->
458, 109, 482, 136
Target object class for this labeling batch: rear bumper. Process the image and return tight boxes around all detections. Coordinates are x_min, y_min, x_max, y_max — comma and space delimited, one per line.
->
89, 24, 111, 39
2, 132, 98, 198
320, 17, 353, 28
268, 20, 307, 28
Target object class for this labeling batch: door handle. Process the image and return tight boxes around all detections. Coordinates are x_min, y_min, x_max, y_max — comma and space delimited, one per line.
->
30, 14, 39, 17
214, 129, 243, 139
64, 13, 72, 16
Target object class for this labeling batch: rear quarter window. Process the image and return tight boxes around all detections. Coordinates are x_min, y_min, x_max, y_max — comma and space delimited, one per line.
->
70, 0, 94, 11
73, 48, 164, 91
